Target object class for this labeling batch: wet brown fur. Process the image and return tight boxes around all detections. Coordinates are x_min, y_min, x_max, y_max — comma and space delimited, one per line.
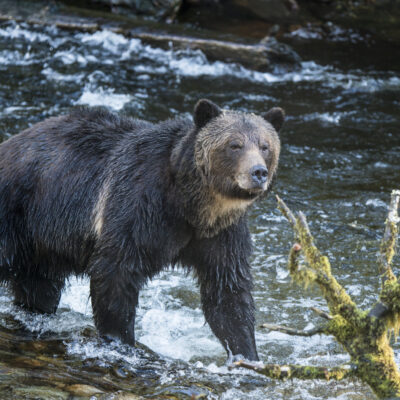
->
0, 100, 284, 361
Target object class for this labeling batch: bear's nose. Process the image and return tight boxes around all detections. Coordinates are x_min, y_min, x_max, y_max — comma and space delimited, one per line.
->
251, 165, 268, 186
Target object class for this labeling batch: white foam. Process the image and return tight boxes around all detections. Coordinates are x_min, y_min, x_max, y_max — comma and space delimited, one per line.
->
42, 67, 85, 82
139, 308, 220, 361
0, 23, 51, 43
303, 112, 343, 125
0, 290, 93, 337
0, 50, 38, 66
53, 50, 92, 65
59, 277, 92, 315
78, 30, 133, 54
136, 271, 223, 361
66, 338, 140, 367
75, 87, 132, 110
374, 161, 390, 168
366, 198, 387, 208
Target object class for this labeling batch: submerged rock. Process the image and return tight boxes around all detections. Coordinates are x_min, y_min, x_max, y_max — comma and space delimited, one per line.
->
296, 0, 400, 44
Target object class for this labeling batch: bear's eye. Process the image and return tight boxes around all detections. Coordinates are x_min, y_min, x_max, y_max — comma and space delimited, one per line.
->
230, 142, 243, 151
260, 143, 269, 152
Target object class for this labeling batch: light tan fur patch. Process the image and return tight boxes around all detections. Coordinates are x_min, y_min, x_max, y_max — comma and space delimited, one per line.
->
205, 192, 253, 227
92, 178, 111, 236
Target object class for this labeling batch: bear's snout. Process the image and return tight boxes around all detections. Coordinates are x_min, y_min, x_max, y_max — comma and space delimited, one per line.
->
250, 165, 268, 186
234, 146, 269, 193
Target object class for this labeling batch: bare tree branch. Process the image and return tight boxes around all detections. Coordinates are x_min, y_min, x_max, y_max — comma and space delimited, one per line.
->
311, 307, 333, 320
276, 195, 296, 228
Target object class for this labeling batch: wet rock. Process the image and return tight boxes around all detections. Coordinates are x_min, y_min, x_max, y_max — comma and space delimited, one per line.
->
13, 386, 70, 399
228, 0, 299, 21
111, 393, 142, 399
259, 36, 301, 67
66, 384, 105, 396
86, 0, 182, 20
297, 0, 400, 44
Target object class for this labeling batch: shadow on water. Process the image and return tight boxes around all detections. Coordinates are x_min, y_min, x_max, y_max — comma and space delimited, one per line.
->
0, 4, 399, 398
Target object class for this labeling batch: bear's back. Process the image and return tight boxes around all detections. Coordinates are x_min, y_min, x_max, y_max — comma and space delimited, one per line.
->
59, 107, 153, 157
0, 107, 153, 168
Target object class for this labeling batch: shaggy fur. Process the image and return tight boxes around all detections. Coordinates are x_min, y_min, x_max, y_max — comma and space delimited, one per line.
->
0, 100, 284, 361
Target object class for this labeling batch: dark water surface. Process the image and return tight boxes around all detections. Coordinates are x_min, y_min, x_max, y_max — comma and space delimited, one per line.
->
0, 20, 400, 399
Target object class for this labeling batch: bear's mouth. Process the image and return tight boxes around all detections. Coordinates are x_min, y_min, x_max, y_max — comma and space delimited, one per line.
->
230, 185, 265, 200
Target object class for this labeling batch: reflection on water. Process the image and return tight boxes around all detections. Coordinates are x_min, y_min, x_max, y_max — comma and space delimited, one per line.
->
0, 20, 399, 399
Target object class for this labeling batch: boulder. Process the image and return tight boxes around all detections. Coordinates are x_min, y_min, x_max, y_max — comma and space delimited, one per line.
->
228, 0, 299, 21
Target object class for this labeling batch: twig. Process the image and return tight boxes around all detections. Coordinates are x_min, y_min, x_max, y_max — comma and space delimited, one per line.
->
311, 307, 333, 320
260, 323, 325, 337
276, 195, 296, 228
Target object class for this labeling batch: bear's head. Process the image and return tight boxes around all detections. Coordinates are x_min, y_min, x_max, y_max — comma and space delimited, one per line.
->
193, 99, 283, 202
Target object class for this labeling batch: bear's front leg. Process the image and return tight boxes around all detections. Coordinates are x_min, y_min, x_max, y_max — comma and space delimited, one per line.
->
186, 222, 259, 361
199, 278, 259, 361
89, 259, 141, 345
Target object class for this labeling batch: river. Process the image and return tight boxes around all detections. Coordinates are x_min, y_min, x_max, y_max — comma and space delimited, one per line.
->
0, 18, 399, 399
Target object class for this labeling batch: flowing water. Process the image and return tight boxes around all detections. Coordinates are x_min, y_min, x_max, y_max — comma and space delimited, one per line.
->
0, 18, 399, 399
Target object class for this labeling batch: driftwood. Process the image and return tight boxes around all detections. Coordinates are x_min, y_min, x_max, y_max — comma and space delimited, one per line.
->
232, 190, 400, 399
0, 1, 300, 72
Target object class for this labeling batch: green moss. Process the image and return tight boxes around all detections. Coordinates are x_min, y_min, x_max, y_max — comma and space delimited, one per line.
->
385, 221, 398, 265
379, 220, 398, 283
381, 281, 400, 314
327, 315, 355, 343
292, 268, 317, 288
253, 363, 354, 381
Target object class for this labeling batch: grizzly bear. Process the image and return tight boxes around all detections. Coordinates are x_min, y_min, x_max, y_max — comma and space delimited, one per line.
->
0, 100, 284, 361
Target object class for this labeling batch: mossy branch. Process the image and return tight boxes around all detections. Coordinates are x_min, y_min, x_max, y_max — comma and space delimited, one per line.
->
235, 190, 400, 399
277, 196, 360, 325
379, 190, 400, 284
231, 360, 355, 381
260, 323, 326, 337
370, 190, 400, 323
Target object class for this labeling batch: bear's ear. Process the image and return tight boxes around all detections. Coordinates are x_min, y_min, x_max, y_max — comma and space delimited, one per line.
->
193, 99, 222, 129
264, 107, 285, 132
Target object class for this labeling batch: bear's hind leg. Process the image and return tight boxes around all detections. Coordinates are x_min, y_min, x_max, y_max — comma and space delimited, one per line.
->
90, 276, 139, 345
89, 261, 142, 346
12, 273, 64, 314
